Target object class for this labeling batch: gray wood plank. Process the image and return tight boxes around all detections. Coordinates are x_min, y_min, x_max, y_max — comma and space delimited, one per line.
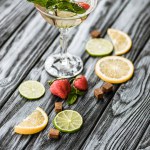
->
82, 39, 150, 150
24, 0, 150, 150
136, 125, 150, 150
0, 0, 34, 47
0, 0, 131, 149
0, 11, 59, 108
0, 0, 129, 110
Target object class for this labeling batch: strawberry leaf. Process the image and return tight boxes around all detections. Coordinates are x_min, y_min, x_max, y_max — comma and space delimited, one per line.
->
67, 94, 78, 105
75, 89, 85, 96
48, 77, 65, 85
71, 87, 85, 96
48, 80, 55, 85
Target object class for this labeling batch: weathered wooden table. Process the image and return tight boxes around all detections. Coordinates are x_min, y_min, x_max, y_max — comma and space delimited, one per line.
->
0, 0, 150, 149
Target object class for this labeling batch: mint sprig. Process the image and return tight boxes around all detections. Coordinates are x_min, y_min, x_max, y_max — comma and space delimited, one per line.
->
67, 94, 78, 105
66, 87, 85, 105
27, 0, 86, 14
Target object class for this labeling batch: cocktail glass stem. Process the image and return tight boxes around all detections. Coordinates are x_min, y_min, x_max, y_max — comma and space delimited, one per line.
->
59, 28, 68, 71
60, 28, 68, 54
44, 28, 83, 78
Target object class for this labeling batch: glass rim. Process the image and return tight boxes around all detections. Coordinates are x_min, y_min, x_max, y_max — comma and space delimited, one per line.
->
35, 1, 97, 20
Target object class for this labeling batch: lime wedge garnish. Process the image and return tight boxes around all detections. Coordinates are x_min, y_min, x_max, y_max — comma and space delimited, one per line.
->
19, 80, 45, 100
86, 38, 113, 56
53, 110, 83, 133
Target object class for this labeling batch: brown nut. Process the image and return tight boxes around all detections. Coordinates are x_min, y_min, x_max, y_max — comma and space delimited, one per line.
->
90, 30, 101, 38
48, 128, 60, 139
102, 82, 113, 93
94, 88, 104, 100
55, 102, 63, 113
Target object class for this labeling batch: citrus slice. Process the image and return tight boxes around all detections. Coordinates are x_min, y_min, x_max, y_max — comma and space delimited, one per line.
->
56, 10, 80, 28
95, 56, 134, 84
86, 38, 113, 56
19, 80, 45, 100
57, 10, 76, 18
53, 110, 83, 133
14, 107, 48, 134
107, 28, 132, 55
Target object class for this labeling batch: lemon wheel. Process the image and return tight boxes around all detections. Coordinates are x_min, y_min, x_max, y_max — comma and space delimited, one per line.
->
95, 56, 134, 84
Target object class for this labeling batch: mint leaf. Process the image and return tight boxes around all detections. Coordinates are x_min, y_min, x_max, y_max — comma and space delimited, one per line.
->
27, 0, 47, 7
27, 0, 86, 14
46, 0, 59, 9
46, 0, 70, 9
56, 2, 86, 14
46, 0, 56, 8
46, 1, 86, 14
72, 3, 86, 14
67, 94, 78, 105
56, 2, 74, 12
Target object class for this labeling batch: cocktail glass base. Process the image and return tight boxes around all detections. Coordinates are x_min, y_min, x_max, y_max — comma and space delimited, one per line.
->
45, 53, 83, 78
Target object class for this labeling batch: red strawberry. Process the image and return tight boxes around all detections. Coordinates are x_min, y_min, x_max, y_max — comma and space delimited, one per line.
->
73, 75, 88, 91
50, 79, 71, 99
78, 2, 90, 10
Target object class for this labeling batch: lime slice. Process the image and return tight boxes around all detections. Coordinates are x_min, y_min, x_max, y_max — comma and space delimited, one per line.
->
53, 110, 83, 133
57, 10, 76, 18
19, 80, 45, 100
86, 38, 113, 56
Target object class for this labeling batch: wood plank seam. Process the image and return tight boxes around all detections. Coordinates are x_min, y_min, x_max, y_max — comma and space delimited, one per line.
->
79, 6, 150, 150
18, 0, 150, 149
80, 20, 150, 150
0, 0, 130, 109
16, 1, 133, 149
1, 0, 150, 148
0, 8, 35, 49
23, 0, 150, 149
135, 124, 150, 150
0, 31, 59, 110
81, 39, 150, 150
0, 10, 60, 109
0, 0, 34, 47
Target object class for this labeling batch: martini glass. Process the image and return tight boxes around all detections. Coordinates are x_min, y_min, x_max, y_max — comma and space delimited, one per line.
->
36, 0, 97, 78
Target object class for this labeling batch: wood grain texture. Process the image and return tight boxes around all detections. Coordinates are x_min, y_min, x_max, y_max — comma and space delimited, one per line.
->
0, 0, 129, 110
82, 39, 150, 150
0, 0, 150, 149
0, 0, 34, 47
0, 11, 59, 108
23, 0, 150, 150
0, 0, 131, 149
136, 125, 150, 150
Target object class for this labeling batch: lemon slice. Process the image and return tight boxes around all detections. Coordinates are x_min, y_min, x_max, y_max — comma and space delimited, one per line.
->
95, 56, 134, 83
107, 28, 132, 55
53, 110, 83, 133
86, 38, 113, 56
14, 107, 48, 134
19, 80, 45, 100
